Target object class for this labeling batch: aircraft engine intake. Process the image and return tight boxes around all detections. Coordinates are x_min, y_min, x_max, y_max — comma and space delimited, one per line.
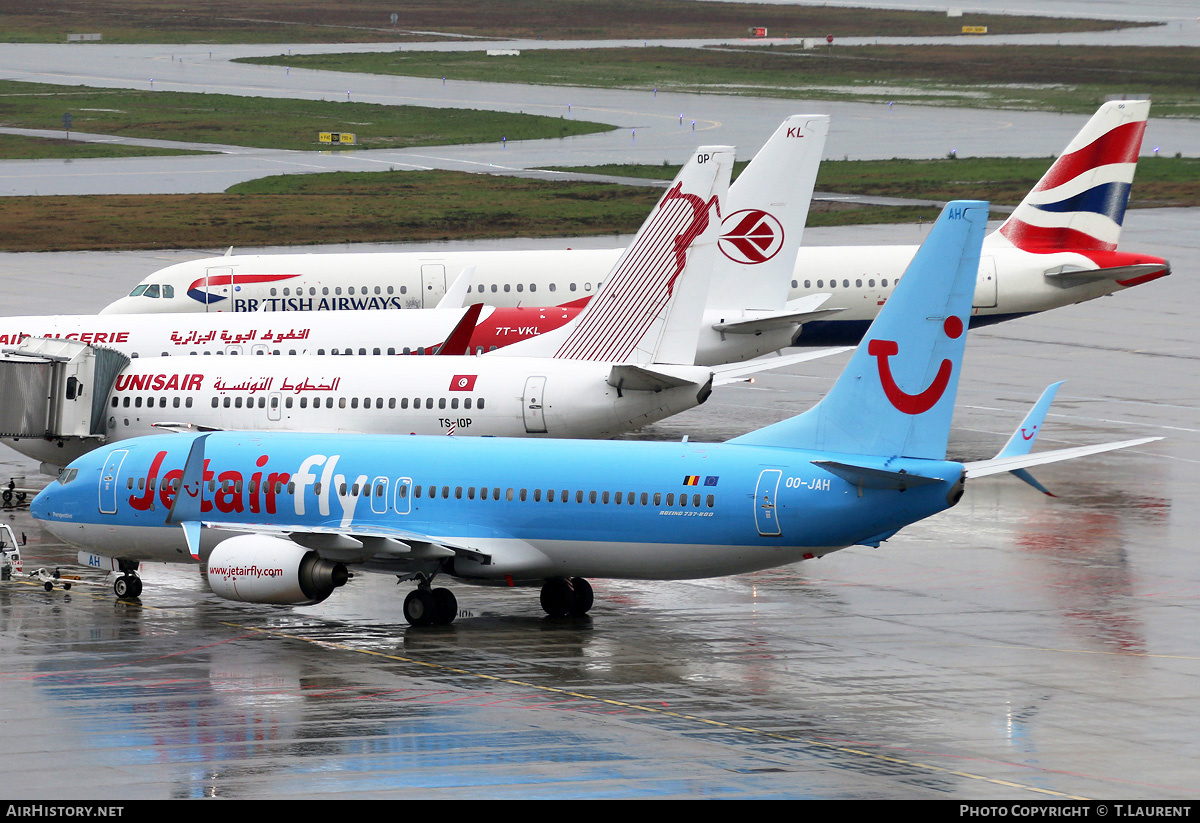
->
206, 536, 348, 605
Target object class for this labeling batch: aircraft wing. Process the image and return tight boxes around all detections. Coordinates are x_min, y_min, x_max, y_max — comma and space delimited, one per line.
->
711, 347, 853, 386
197, 519, 494, 565
964, 437, 1162, 479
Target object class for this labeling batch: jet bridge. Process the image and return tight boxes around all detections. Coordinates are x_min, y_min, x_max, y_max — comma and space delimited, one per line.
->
0, 338, 129, 467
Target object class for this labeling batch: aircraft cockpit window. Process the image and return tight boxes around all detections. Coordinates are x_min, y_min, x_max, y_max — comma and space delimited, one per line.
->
130, 285, 149, 297
163, 285, 174, 298
144, 285, 160, 298
57, 468, 78, 485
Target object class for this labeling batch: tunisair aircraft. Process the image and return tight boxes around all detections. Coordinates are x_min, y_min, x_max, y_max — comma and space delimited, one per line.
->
9, 142, 844, 469
101, 102, 1169, 348
33, 201, 1159, 620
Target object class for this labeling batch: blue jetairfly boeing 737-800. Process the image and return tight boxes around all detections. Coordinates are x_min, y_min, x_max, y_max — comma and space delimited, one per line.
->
32, 200, 1158, 625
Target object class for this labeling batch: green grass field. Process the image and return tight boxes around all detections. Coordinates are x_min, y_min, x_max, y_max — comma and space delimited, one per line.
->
5, 154, 1194, 253
547, 156, 1200, 207
247, 45, 1200, 117
0, 1, 1138, 44
0, 79, 608, 155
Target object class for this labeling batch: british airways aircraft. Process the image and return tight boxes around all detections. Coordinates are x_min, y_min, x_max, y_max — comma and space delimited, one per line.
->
12, 115, 829, 365
33, 201, 1158, 620
8, 143, 842, 468
100, 102, 1168, 348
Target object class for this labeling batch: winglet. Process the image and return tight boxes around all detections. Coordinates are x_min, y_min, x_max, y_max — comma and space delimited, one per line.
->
433, 302, 484, 356
165, 434, 211, 560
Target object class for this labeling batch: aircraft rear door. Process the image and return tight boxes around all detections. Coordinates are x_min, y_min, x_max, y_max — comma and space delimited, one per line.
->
99, 449, 129, 515
421, 264, 447, 308
754, 469, 782, 537
522, 376, 548, 433
267, 392, 281, 421
973, 256, 998, 309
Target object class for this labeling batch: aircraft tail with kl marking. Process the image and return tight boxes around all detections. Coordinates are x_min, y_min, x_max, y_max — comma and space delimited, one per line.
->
730, 200, 989, 460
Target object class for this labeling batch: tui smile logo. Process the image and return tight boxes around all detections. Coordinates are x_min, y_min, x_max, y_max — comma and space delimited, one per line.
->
718, 209, 784, 264
868, 316, 963, 414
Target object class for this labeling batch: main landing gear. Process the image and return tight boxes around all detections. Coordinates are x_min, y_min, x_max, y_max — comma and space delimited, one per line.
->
403, 577, 458, 627
540, 577, 593, 618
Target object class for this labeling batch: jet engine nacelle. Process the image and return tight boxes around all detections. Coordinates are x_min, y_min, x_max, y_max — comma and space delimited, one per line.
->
206, 536, 348, 605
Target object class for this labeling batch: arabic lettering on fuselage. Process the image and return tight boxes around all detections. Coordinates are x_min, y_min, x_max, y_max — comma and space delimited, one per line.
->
212, 377, 274, 394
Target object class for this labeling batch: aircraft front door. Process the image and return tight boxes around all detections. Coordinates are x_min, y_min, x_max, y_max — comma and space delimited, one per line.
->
754, 469, 782, 537
421, 264, 447, 308
204, 266, 234, 313
522, 376, 548, 433
99, 449, 129, 515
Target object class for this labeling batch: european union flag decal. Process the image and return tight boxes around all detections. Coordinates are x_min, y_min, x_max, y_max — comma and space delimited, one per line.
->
704, 476, 719, 486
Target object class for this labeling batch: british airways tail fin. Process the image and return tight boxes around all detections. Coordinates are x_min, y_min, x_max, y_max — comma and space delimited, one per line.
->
730, 200, 988, 459
707, 115, 828, 313
991, 100, 1149, 252
493, 146, 730, 365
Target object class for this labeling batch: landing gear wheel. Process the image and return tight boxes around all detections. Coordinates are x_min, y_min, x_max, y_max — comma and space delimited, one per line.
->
63, 582, 71, 591
540, 578, 575, 617
432, 588, 458, 626
113, 575, 141, 600
43, 581, 53, 592
404, 588, 437, 627
569, 577, 593, 616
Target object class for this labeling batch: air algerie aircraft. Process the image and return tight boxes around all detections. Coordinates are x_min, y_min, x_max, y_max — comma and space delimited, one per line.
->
14, 115, 830, 366
33, 201, 1160, 621
101, 102, 1169, 348
8, 145, 845, 469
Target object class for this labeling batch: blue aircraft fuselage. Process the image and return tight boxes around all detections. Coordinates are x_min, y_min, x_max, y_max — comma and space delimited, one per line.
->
33, 431, 965, 582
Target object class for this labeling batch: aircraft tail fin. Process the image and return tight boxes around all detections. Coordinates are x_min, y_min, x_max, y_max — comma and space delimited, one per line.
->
730, 200, 988, 460
708, 115, 828, 312
991, 99, 1149, 252
495, 147, 730, 364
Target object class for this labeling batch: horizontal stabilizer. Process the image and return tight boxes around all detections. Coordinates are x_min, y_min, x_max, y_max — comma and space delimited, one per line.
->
712, 294, 841, 334
964, 437, 1162, 479
607, 363, 704, 393
711, 346, 852, 386
1043, 263, 1168, 287
813, 460, 945, 491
